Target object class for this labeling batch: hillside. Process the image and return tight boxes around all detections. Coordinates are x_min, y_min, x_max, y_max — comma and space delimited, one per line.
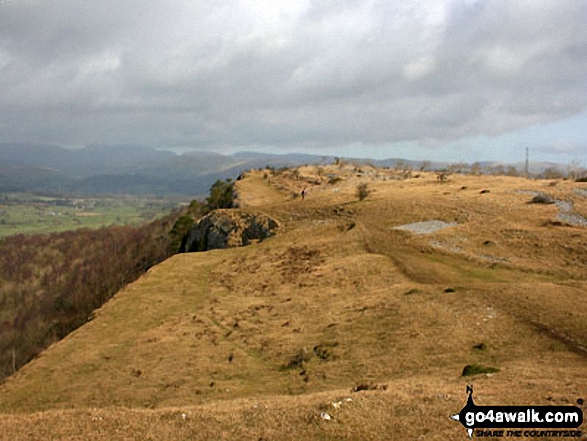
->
0, 165, 586, 440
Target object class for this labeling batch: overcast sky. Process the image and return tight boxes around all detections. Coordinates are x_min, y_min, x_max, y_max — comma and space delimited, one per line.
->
1, 0, 586, 163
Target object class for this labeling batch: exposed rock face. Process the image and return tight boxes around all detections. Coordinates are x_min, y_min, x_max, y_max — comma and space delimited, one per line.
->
183, 209, 279, 252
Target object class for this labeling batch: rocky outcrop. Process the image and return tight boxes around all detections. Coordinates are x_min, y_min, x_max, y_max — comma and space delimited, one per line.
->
183, 209, 279, 252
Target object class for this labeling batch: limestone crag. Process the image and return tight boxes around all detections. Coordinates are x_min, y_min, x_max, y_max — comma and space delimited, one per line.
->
183, 209, 279, 252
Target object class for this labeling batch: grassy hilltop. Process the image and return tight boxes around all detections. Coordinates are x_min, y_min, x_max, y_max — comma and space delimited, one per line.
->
0, 164, 586, 440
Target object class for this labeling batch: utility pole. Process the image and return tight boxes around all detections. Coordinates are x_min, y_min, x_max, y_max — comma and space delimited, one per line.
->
525, 146, 529, 179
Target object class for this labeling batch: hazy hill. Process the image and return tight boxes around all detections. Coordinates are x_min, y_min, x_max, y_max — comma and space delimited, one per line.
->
0, 144, 175, 176
0, 165, 74, 192
0, 165, 585, 440
0, 145, 334, 196
0, 144, 576, 197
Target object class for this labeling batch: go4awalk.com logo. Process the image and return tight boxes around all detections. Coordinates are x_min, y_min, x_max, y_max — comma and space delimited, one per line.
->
451, 386, 583, 438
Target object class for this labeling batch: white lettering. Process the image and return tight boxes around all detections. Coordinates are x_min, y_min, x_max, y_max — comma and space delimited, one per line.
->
466, 412, 474, 426
505, 412, 516, 422
531, 409, 543, 423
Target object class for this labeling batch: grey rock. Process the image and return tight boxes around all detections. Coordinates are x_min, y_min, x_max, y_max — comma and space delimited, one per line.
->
184, 209, 279, 252
529, 193, 555, 204
393, 220, 458, 235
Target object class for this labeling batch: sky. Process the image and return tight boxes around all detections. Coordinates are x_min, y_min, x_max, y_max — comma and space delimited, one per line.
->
1, 0, 586, 164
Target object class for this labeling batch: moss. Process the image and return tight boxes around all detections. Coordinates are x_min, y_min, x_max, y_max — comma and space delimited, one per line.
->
462, 364, 499, 376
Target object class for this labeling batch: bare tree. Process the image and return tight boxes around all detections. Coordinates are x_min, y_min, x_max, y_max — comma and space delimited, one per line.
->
470, 162, 482, 176
541, 167, 564, 180
568, 158, 582, 181
490, 164, 505, 176
448, 162, 467, 174
505, 165, 519, 177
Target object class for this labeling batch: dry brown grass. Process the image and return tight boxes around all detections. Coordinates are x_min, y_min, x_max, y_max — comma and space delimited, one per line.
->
1, 167, 586, 440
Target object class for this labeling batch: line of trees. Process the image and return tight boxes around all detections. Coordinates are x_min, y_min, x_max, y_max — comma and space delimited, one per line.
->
430, 162, 586, 180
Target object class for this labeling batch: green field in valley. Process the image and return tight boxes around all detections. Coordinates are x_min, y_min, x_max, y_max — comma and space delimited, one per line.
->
0, 193, 186, 237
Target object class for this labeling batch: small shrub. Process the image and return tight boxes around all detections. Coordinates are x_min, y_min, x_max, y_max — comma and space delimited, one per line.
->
313, 342, 338, 361
283, 347, 312, 369
357, 183, 370, 201
334, 157, 347, 167
462, 364, 499, 376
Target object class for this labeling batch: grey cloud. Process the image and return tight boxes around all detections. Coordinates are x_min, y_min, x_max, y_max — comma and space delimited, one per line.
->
0, 0, 586, 151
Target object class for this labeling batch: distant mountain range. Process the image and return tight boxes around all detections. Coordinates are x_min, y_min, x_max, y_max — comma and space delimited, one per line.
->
0, 144, 338, 197
0, 143, 572, 197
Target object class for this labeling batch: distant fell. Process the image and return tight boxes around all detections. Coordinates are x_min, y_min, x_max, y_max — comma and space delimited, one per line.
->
0, 143, 578, 197
0, 145, 336, 196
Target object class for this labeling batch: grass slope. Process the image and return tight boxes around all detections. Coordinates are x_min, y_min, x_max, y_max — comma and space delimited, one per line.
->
0, 167, 586, 440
